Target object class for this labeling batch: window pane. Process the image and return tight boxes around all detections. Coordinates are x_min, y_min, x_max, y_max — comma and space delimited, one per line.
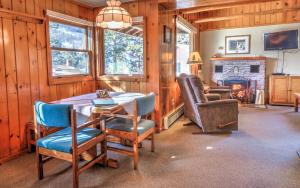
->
49, 21, 87, 50
176, 29, 191, 77
104, 27, 144, 75
51, 50, 89, 76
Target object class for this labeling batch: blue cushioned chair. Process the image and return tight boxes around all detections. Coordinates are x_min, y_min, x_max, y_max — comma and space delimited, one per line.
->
105, 93, 156, 170
34, 101, 106, 188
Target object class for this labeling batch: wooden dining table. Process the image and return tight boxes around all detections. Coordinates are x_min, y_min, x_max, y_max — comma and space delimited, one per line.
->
53, 91, 145, 167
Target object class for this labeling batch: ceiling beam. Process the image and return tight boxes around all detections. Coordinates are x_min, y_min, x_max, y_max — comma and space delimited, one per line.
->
160, 0, 281, 10
194, 6, 300, 24
195, 15, 240, 23
183, 0, 279, 14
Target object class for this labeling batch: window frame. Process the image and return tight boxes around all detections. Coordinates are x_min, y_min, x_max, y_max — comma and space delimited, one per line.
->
175, 16, 198, 78
46, 17, 94, 85
97, 16, 147, 82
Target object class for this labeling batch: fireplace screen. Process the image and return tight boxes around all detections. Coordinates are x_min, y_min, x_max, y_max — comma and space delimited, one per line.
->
224, 79, 251, 103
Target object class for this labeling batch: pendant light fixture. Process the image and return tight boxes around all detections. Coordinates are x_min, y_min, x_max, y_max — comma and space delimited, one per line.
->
96, 0, 132, 29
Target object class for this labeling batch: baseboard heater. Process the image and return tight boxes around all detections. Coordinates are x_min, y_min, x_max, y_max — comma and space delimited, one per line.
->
163, 103, 184, 130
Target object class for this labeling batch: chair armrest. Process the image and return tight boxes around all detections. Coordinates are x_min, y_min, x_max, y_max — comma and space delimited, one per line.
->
208, 89, 231, 93
196, 100, 238, 132
210, 86, 230, 89
197, 99, 238, 107
77, 117, 102, 130
102, 113, 134, 120
205, 93, 221, 101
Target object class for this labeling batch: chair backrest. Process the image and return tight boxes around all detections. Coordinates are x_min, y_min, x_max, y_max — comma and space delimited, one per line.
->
136, 92, 155, 116
177, 74, 197, 112
177, 74, 203, 127
34, 101, 73, 128
186, 75, 208, 103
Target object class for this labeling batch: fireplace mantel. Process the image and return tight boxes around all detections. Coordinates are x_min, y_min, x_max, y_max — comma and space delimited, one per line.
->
210, 56, 266, 61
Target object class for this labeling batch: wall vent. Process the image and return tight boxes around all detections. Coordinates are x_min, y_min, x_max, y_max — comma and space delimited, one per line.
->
163, 103, 184, 130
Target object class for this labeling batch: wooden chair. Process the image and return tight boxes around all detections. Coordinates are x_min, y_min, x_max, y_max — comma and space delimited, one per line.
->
104, 93, 156, 170
34, 101, 107, 188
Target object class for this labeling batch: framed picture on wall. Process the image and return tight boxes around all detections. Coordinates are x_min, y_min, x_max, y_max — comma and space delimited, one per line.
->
163, 25, 172, 43
225, 35, 251, 54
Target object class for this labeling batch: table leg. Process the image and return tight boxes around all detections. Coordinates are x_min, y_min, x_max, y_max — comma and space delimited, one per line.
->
295, 97, 299, 112
81, 114, 119, 168
81, 113, 100, 162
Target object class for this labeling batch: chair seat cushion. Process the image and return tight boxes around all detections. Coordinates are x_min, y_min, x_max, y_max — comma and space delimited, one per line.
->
106, 118, 155, 135
36, 127, 102, 153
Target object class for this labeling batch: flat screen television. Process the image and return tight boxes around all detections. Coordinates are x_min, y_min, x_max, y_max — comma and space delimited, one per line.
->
264, 30, 299, 51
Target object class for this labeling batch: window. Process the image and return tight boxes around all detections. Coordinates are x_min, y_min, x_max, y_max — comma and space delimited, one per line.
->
176, 17, 197, 77
103, 24, 144, 76
49, 21, 91, 78
176, 29, 192, 76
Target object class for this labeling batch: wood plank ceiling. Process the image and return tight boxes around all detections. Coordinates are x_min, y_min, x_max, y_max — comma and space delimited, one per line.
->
172, 0, 300, 31
73, 0, 135, 7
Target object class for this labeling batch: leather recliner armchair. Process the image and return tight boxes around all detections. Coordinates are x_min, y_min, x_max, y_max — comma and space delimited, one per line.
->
177, 74, 239, 133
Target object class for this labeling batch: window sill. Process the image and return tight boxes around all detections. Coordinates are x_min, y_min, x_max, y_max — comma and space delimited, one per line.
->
97, 75, 147, 82
49, 75, 94, 85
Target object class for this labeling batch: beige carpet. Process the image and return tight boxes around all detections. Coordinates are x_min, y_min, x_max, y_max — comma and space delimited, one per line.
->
1, 106, 300, 188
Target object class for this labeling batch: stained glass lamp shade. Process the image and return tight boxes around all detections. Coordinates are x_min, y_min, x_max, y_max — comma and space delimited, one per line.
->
96, 0, 132, 29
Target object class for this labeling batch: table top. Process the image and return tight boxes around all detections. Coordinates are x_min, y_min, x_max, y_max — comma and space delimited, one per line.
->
53, 92, 144, 116
294, 93, 300, 97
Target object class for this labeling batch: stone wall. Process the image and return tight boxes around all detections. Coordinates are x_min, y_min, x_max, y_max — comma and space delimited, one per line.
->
211, 60, 266, 90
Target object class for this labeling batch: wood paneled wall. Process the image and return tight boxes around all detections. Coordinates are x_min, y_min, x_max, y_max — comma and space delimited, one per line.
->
159, 6, 181, 118
182, 0, 300, 31
0, 0, 95, 162
159, 6, 200, 119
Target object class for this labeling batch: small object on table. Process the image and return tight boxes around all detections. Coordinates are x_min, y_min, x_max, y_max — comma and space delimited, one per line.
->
92, 98, 117, 106
96, 89, 110, 98
294, 93, 300, 112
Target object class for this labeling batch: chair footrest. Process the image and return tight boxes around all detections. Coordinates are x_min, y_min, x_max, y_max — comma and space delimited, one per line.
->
218, 121, 238, 128
107, 146, 134, 156
79, 153, 106, 174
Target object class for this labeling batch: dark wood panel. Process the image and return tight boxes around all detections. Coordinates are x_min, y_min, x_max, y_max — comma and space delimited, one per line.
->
12, 0, 26, 13
0, 18, 10, 159
27, 22, 40, 104
2, 18, 21, 155
14, 20, 32, 149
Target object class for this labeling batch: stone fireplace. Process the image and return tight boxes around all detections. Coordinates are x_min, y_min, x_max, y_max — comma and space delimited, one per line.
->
210, 57, 266, 103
